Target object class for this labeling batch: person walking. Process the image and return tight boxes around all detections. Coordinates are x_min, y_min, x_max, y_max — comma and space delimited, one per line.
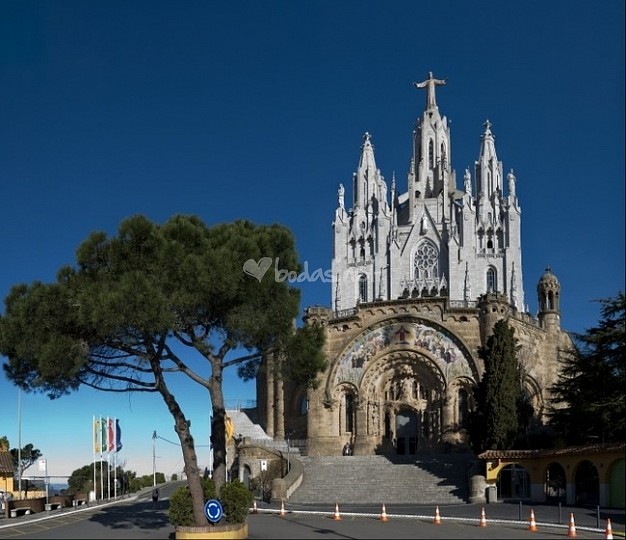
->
151, 487, 160, 510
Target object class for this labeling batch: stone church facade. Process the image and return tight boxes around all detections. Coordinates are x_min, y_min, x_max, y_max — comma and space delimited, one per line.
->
256, 73, 573, 457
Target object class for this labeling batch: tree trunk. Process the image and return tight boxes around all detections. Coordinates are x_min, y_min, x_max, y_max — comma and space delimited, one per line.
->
210, 400, 227, 490
159, 383, 205, 525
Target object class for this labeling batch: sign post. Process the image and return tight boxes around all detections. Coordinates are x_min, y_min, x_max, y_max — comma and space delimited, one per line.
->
38, 459, 48, 506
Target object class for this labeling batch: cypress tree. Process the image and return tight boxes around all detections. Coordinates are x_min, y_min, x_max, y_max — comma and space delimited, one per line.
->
470, 319, 522, 452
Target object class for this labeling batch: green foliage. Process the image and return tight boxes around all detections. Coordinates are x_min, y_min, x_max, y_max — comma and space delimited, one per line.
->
238, 323, 327, 389
548, 292, 625, 444
67, 462, 136, 495
10, 443, 42, 475
219, 479, 253, 524
68, 464, 95, 494
283, 324, 327, 389
0, 214, 326, 526
249, 459, 282, 502
168, 477, 216, 526
469, 320, 525, 453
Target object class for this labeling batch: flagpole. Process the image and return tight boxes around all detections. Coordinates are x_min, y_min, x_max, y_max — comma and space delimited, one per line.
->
99, 416, 104, 501
93, 415, 97, 501
113, 417, 117, 499
107, 417, 111, 500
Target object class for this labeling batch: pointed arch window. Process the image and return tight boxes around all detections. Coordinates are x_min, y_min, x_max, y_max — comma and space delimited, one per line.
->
345, 393, 355, 433
458, 388, 469, 428
486, 267, 497, 293
358, 274, 368, 303
414, 242, 439, 280
428, 140, 434, 168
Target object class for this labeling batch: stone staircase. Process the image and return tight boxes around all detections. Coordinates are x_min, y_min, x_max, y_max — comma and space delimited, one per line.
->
226, 409, 273, 440
287, 454, 473, 504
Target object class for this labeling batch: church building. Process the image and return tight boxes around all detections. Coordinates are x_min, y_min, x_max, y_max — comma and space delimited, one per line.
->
256, 73, 573, 458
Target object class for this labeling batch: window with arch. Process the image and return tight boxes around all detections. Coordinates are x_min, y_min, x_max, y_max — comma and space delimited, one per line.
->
458, 388, 469, 428
345, 394, 355, 433
428, 139, 434, 168
486, 267, 497, 292
440, 143, 446, 165
414, 242, 439, 280
358, 274, 368, 303
299, 394, 308, 416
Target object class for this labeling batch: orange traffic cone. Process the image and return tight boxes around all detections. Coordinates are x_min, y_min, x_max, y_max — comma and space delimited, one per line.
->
252, 500, 258, 514
332, 502, 341, 521
279, 499, 286, 517
528, 508, 538, 532
380, 503, 389, 522
567, 512, 577, 537
605, 518, 613, 540
479, 507, 487, 527
433, 505, 442, 525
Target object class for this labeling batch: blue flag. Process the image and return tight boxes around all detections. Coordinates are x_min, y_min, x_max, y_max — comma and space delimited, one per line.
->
116, 419, 123, 452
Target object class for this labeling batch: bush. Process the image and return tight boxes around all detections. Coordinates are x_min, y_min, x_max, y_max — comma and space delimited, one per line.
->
219, 480, 254, 524
168, 477, 216, 526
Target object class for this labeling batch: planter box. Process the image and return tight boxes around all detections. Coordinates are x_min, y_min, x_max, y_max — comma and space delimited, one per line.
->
175, 522, 248, 539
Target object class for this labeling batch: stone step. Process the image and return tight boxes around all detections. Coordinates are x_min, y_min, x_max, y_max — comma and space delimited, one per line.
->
288, 454, 472, 504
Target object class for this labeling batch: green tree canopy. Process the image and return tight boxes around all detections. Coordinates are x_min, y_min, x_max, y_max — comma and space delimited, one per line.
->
10, 443, 42, 476
548, 292, 625, 445
470, 319, 526, 453
0, 214, 326, 526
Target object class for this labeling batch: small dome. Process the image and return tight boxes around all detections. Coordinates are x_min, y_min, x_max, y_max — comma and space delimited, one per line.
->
538, 266, 559, 288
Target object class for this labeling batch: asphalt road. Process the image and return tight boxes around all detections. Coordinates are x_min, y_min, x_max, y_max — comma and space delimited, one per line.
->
0, 486, 622, 539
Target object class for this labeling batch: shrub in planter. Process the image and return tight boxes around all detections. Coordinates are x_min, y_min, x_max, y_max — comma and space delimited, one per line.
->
219, 480, 253, 524
168, 478, 216, 527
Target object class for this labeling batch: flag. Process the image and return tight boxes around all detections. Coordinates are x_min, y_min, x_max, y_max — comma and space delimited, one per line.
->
93, 416, 100, 453
107, 418, 115, 452
116, 419, 123, 452
225, 415, 234, 443
100, 416, 106, 454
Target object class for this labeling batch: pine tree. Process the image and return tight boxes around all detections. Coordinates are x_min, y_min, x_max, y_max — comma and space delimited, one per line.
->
548, 292, 625, 445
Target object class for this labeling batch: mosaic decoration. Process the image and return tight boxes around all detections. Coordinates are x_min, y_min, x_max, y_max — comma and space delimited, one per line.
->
333, 322, 473, 386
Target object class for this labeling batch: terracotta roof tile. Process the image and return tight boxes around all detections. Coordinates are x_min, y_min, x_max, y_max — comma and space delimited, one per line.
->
478, 442, 625, 460
0, 451, 14, 474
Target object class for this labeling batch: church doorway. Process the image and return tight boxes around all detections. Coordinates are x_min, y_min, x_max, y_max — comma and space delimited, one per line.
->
395, 409, 418, 455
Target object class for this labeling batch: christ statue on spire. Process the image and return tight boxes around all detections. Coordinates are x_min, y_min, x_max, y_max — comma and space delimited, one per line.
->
413, 72, 447, 108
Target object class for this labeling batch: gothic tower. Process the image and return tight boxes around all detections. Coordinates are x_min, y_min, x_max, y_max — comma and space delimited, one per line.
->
331, 73, 524, 314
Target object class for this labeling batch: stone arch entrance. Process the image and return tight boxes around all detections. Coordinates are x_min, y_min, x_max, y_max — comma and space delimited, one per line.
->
325, 318, 479, 456
357, 350, 447, 455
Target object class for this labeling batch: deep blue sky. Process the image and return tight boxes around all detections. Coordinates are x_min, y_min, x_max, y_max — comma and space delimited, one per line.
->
0, 1, 623, 480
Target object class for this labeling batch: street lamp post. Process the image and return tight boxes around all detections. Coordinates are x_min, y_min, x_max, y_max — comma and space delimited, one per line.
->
152, 431, 157, 487
17, 390, 22, 498
285, 430, 294, 475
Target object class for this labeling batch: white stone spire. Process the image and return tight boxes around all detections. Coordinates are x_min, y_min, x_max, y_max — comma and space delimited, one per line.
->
353, 132, 378, 210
